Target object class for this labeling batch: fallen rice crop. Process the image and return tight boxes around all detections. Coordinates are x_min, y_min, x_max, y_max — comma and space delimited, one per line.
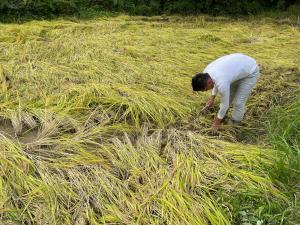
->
0, 14, 299, 224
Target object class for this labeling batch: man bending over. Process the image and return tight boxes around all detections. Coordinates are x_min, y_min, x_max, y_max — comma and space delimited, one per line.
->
192, 53, 260, 132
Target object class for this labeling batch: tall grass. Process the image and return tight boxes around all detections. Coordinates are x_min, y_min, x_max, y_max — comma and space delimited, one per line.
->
268, 101, 300, 187
264, 101, 300, 224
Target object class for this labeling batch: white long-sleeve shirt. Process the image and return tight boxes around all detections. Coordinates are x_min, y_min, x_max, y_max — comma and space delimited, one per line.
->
203, 53, 258, 119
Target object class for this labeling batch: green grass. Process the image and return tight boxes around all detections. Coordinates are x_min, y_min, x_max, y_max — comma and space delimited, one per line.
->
0, 14, 299, 224
268, 101, 300, 188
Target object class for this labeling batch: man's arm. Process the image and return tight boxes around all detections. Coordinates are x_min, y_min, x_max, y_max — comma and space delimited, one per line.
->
217, 88, 230, 120
212, 85, 218, 96
212, 84, 230, 132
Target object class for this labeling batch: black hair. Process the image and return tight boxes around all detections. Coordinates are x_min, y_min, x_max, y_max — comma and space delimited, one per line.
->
191, 73, 210, 91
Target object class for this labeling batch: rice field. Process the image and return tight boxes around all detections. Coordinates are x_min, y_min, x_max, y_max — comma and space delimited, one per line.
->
0, 14, 299, 225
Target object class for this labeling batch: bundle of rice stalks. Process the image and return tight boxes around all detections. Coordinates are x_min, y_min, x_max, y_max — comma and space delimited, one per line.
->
0, 128, 289, 224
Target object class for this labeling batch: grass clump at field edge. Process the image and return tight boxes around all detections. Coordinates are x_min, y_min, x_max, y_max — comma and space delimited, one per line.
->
0, 15, 299, 224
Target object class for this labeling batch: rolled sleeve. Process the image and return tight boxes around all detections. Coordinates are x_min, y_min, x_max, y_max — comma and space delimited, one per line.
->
217, 85, 230, 119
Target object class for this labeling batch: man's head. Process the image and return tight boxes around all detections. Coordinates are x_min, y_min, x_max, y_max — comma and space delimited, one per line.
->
191, 72, 214, 92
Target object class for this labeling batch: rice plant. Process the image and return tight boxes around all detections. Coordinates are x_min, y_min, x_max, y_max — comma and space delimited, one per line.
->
0, 14, 299, 224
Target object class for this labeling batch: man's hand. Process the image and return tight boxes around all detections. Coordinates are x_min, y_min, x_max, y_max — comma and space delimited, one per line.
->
212, 117, 222, 134
201, 95, 216, 112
